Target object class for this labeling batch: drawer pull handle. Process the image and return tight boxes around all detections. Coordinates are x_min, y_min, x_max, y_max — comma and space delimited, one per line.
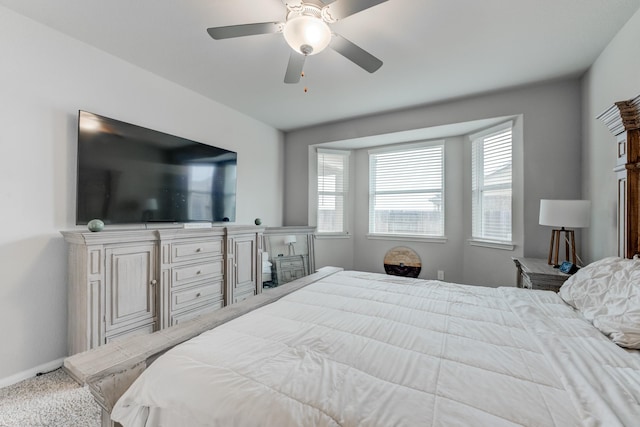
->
196, 248, 202, 252
150, 279, 157, 286
197, 270, 202, 275
196, 293, 201, 297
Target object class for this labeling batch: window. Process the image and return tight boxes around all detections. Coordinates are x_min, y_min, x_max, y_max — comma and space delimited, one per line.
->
471, 122, 513, 242
369, 141, 444, 237
316, 149, 349, 234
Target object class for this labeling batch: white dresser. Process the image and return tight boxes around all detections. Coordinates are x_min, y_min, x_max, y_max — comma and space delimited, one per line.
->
62, 225, 263, 355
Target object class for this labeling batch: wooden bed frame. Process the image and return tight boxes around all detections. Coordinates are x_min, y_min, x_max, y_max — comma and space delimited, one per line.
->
64, 94, 640, 427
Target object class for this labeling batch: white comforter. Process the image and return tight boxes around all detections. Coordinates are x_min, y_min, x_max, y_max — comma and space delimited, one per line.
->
112, 271, 640, 426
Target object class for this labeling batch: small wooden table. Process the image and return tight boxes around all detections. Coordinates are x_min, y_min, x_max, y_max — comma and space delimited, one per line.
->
512, 257, 570, 292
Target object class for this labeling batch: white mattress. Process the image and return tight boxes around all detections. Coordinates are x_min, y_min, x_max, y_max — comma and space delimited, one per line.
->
112, 271, 640, 426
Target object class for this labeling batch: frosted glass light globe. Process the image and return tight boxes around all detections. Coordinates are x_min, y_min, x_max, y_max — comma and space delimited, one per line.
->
283, 15, 331, 56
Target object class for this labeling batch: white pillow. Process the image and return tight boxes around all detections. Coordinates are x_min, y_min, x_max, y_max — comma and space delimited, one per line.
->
559, 256, 640, 349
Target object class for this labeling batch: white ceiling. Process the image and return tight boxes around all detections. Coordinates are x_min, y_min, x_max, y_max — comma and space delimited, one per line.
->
2, 0, 639, 132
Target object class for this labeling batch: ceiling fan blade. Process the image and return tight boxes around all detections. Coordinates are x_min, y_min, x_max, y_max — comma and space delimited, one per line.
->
207, 22, 282, 40
329, 34, 382, 73
284, 52, 306, 84
322, 0, 388, 21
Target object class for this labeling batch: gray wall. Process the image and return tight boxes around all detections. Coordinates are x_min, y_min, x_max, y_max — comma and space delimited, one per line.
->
581, 8, 640, 261
285, 80, 582, 286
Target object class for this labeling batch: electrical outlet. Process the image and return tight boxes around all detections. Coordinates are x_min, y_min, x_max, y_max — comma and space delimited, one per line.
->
437, 270, 445, 280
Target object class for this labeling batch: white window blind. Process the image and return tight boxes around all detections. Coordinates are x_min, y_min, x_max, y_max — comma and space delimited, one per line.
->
471, 123, 513, 242
369, 142, 444, 237
317, 149, 349, 234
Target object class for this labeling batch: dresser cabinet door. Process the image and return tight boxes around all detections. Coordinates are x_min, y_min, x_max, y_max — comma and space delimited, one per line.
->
104, 244, 158, 338
234, 236, 257, 292
225, 229, 262, 305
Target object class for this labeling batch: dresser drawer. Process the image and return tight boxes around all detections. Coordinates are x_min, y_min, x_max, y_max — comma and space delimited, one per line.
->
171, 300, 224, 326
173, 259, 223, 287
171, 281, 223, 312
278, 259, 304, 269
523, 273, 562, 292
171, 240, 223, 263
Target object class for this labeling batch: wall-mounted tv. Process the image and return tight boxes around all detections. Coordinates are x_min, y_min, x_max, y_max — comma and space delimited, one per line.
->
76, 111, 237, 225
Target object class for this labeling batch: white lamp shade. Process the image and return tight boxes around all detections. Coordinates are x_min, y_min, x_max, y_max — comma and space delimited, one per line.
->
283, 15, 331, 55
539, 199, 591, 228
284, 235, 297, 244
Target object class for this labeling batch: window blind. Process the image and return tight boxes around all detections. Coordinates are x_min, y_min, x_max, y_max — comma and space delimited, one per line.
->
369, 142, 444, 237
317, 149, 349, 233
472, 125, 512, 241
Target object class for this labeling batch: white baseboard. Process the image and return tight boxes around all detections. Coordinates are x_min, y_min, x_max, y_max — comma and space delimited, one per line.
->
0, 358, 65, 389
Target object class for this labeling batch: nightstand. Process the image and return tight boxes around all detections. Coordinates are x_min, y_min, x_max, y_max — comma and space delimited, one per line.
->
512, 257, 571, 292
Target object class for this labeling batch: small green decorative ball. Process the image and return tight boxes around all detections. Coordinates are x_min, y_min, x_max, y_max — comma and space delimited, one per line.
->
87, 219, 105, 232
254, 218, 262, 226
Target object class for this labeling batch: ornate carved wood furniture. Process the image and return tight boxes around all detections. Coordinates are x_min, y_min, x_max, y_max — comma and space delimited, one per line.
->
597, 94, 640, 258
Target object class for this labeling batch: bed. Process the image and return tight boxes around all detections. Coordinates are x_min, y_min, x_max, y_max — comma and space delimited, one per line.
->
63, 94, 640, 427
107, 264, 640, 427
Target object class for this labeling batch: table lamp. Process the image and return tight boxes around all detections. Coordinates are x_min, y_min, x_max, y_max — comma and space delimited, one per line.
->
539, 199, 590, 266
284, 235, 297, 255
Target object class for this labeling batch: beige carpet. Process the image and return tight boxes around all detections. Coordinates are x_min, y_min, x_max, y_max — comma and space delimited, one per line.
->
0, 368, 100, 427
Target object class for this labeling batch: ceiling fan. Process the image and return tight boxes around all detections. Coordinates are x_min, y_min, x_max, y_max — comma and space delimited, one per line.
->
206, 0, 387, 84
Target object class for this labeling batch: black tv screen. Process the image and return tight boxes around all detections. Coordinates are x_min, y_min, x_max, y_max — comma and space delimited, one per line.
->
76, 111, 237, 225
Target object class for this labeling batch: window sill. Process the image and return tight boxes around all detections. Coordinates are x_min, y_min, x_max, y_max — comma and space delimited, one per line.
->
367, 234, 447, 244
468, 239, 515, 250
315, 233, 351, 240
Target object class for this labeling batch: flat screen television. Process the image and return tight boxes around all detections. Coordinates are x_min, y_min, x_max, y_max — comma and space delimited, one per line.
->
76, 111, 237, 225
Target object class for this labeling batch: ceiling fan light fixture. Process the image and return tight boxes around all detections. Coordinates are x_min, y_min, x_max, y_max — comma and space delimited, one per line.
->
283, 15, 331, 56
